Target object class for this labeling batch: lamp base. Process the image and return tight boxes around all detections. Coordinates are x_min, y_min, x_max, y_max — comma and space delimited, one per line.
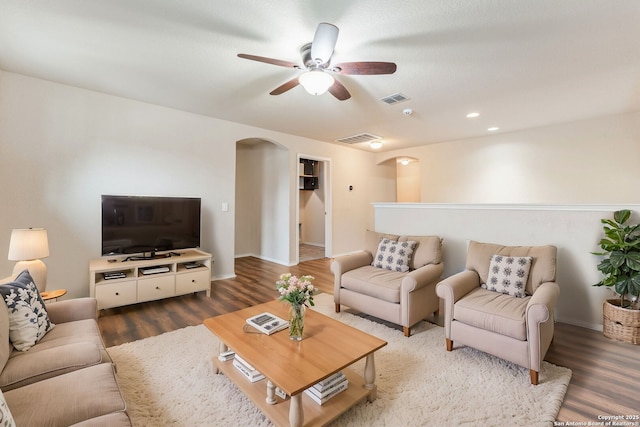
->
12, 260, 47, 293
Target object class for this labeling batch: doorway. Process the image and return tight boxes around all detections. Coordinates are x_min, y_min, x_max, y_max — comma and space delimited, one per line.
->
297, 155, 331, 263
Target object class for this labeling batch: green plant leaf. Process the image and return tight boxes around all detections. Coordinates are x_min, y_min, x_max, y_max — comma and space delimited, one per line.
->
614, 277, 630, 296
629, 274, 640, 297
609, 251, 626, 269
614, 209, 631, 225
626, 252, 640, 271
596, 258, 615, 275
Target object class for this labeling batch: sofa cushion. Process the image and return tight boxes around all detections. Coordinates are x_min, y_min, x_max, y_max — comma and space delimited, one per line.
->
0, 297, 10, 380
0, 389, 15, 427
0, 271, 55, 351
453, 287, 530, 340
466, 241, 557, 295
4, 363, 128, 427
400, 235, 443, 268
35, 319, 112, 366
364, 230, 400, 257
483, 255, 532, 298
372, 238, 416, 272
0, 342, 102, 391
341, 266, 404, 303
70, 412, 132, 427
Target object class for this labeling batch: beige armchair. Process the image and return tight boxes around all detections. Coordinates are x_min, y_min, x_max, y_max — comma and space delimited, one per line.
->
331, 230, 444, 337
436, 240, 559, 385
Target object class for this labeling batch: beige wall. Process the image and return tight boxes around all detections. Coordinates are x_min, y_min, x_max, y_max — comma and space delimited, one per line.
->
0, 72, 394, 298
396, 160, 421, 203
3, 69, 638, 302
372, 112, 640, 329
380, 112, 640, 204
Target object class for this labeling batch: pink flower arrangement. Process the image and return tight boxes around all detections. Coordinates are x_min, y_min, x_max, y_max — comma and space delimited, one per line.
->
275, 273, 316, 307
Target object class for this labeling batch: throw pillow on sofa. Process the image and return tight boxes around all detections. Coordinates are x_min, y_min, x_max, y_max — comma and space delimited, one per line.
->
0, 389, 16, 427
0, 270, 55, 351
483, 255, 532, 298
372, 238, 417, 272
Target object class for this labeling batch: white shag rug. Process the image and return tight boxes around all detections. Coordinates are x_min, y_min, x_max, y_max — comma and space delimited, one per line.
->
107, 293, 570, 427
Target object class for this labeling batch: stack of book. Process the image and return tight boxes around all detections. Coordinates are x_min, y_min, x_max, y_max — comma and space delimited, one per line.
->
232, 354, 264, 382
304, 371, 349, 405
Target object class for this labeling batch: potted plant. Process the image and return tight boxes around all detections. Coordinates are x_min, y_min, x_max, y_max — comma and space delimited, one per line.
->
593, 209, 640, 344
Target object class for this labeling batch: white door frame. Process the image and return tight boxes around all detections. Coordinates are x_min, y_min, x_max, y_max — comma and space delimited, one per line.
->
296, 154, 332, 264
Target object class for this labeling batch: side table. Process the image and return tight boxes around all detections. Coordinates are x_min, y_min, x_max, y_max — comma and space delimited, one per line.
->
40, 289, 67, 302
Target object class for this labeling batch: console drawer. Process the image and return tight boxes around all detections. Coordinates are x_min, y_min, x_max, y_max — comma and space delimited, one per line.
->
95, 281, 137, 310
137, 275, 175, 302
176, 270, 210, 295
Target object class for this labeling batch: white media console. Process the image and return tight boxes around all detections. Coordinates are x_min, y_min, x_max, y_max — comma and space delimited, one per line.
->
89, 248, 212, 310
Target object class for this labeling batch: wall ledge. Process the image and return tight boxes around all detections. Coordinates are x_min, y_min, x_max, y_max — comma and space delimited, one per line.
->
372, 203, 640, 212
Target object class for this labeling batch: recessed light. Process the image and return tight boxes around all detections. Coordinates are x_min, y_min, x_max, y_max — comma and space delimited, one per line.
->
487, 127, 499, 132
369, 141, 383, 149
466, 112, 480, 118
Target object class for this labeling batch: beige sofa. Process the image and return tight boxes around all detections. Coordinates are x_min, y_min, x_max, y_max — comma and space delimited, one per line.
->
0, 276, 131, 426
435, 240, 559, 385
331, 230, 444, 336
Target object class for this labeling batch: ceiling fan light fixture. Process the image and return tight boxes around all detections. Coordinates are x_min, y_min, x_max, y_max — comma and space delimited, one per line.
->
299, 69, 334, 95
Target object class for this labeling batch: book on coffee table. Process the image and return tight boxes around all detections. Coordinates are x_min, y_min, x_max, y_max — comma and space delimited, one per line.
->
304, 377, 349, 405
312, 372, 346, 393
232, 354, 265, 383
245, 312, 289, 335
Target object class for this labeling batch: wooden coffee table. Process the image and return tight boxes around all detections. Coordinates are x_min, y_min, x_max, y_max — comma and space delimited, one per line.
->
203, 299, 387, 427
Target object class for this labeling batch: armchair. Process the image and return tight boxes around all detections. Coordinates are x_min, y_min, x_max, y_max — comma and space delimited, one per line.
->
331, 230, 444, 337
436, 240, 559, 385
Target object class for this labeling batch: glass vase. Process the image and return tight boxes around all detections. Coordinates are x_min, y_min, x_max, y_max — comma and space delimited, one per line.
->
288, 303, 306, 341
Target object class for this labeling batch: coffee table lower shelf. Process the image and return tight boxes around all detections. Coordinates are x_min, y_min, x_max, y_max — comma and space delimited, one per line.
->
213, 358, 371, 427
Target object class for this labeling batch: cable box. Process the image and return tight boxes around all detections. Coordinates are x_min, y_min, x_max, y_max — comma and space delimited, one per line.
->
103, 271, 126, 280
140, 265, 170, 275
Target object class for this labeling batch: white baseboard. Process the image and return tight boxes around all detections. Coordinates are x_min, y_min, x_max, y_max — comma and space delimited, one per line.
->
234, 253, 293, 266
211, 273, 236, 281
556, 316, 603, 332
300, 242, 325, 247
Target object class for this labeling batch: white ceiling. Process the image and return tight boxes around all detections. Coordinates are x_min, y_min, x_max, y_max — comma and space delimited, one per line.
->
1, 0, 639, 152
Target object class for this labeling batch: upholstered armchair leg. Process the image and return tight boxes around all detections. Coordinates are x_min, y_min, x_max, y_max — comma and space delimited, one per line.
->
446, 338, 453, 351
530, 370, 539, 385
335, 303, 341, 313
403, 326, 410, 337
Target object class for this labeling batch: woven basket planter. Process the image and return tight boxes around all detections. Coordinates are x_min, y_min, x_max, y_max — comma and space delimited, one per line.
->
603, 299, 640, 345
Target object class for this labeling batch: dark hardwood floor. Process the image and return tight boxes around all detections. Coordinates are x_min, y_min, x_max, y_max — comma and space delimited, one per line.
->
97, 256, 639, 424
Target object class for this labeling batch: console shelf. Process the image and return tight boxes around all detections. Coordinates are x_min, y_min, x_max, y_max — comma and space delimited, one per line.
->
89, 249, 212, 310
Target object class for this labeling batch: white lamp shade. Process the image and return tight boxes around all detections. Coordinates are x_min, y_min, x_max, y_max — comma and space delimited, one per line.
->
298, 70, 335, 96
8, 228, 50, 261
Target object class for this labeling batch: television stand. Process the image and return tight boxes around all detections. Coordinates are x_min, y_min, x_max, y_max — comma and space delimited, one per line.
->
89, 249, 213, 310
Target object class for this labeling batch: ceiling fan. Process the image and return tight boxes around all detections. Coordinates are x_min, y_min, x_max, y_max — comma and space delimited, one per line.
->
237, 23, 397, 101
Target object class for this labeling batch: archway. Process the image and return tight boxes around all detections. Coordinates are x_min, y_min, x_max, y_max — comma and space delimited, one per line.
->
235, 138, 290, 265
378, 156, 421, 202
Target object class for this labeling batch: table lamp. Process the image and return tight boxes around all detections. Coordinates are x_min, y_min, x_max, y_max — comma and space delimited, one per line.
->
8, 228, 50, 292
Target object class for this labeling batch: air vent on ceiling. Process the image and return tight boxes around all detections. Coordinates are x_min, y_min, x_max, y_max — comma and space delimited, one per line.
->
336, 133, 382, 145
380, 92, 410, 105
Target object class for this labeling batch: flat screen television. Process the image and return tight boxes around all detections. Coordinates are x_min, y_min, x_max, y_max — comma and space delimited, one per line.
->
101, 195, 201, 256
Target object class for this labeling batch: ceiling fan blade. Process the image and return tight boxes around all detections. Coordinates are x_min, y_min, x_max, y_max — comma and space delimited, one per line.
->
237, 53, 299, 69
269, 77, 300, 95
332, 61, 397, 75
328, 79, 351, 101
310, 23, 339, 64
